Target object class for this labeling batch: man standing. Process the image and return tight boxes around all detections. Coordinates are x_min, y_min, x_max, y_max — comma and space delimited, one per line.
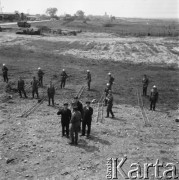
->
2, 64, 8, 83
108, 72, 114, 89
57, 103, 72, 138
73, 96, 83, 117
142, 74, 149, 96
73, 96, 83, 131
37, 67, 44, 87
149, 85, 159, 111
81, 101, 93, 138
105, 90, 114, 118
31, 76, 39, 99
69, 105, 81, 145
17, 77, 27, 98
47, 81, 55, 106
86, 70, 91, 91
104, 83, 111, 106
61, 69, 68, 88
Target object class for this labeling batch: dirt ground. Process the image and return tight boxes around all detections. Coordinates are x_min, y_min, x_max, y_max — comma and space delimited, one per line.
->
0, 32, 178, 180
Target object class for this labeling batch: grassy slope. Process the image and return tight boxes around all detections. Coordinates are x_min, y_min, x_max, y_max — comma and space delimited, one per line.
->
30, 18, 179, 37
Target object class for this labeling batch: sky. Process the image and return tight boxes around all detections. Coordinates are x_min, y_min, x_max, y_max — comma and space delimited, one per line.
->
1, 0, 179, 19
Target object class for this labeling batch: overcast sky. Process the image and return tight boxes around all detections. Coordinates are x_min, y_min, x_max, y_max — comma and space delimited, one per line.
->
1, 0, 179, 18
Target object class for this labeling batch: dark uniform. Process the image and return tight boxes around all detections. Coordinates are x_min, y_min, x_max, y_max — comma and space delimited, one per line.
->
2, 65, 8, 83
70, 109, 81, 145
61, 71, 68, 88
82, 105, 93, 137
73, 100, 83, 117
47, 84, 55, 106
104, 85, 110, 106
31, 78, 39, 98
109, 76, 114, 89
73, 99, 83, 131
142, 76, 149, 96
57, 107, 72, 137
106, 93, 114, 118
149, 88, 159, 111
86, 72, 91, 90
18, 79, 27, 98
37, 69, 44, 86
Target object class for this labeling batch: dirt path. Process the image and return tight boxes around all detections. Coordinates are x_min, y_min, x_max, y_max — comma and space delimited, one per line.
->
0, 96, 178, 180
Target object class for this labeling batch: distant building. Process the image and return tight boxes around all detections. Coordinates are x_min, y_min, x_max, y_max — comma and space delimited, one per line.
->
0, 12, 20, 21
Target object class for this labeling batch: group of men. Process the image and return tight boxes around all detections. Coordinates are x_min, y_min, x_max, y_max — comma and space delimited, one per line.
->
2, 63, 159, 145
57, 97, 93, 145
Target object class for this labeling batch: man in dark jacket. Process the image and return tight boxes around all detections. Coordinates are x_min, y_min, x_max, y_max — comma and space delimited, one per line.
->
31, 76, 39, 99
61, 69, 68, 88
81, 101, 93, 138
86, 70, 91, 91
2, 64, 8, 83
142, 74, 149, 96
17, 77, 27, 98
149, 85, 159, 111
69, 106, 81, 145
47, 81, 55, 106
57, 103, 72, 137
108, 72, 114, 89
37, 67, 44, 87
73, 96, 83, 117
105, 90, 114, 118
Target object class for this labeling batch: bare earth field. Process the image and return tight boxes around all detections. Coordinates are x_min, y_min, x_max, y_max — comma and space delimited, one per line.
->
0, 30, 179, 180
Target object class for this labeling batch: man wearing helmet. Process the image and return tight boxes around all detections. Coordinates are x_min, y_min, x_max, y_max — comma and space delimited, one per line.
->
2, 64, 8, 83
108, 72, 115, 89
104, 83, 111, 106
86, 70, 91, 91
61, 69, 68, 89
105, 90, 114, 118
149, 85, 159, 111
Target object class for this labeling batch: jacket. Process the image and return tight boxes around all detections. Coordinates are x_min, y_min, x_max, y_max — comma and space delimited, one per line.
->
47, 85, 55, 96
31, 80, 39, 90
70, 111, 81, 131
109, 76, 114, 85
86, 73, 91, 82
2, 66, 8, 74
18, 80, 25, 90
57, 109, 72, 124
106, 94, 113, 106
61, 71, 68, 81
142, 77, 149, 87
83, 106, 93, 123
38, 70, 44, 78
150, 89, 159, 102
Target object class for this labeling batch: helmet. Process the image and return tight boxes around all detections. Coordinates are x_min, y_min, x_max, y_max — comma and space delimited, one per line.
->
107, 83, 110, 86
3, 64, 5, 66
87, 70, 90, 72
153, 85, 157, 88
108, 72, 111, 75
63, 69, 65, 71
38, 67, 41, 70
